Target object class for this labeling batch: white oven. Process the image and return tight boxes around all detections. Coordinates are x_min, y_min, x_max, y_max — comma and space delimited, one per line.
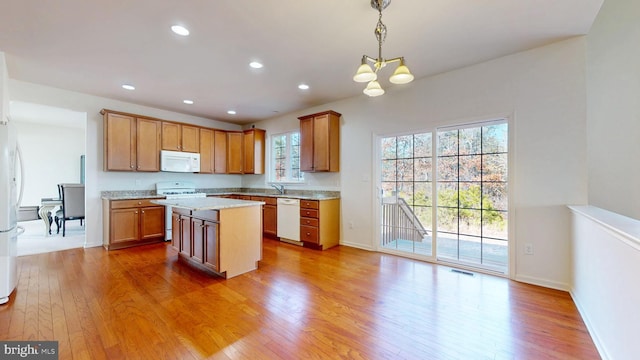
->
156, 181, 206, 240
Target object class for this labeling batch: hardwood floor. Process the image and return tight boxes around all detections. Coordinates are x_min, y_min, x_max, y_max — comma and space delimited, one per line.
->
1, 239, 599, 359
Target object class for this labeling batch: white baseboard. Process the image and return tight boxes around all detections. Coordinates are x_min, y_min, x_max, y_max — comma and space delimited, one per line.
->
514, 274, 569, 291
569, 289, 609, 360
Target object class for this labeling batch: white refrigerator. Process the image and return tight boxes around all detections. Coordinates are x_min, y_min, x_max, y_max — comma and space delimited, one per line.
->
0, 118, 23, 305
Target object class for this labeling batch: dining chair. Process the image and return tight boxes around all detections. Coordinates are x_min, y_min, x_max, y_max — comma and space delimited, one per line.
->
55, 183, 85, 236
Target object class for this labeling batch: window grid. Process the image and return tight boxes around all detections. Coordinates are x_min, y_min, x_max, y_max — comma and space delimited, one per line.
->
436, 123, 508, 269
271, 132, 303, 183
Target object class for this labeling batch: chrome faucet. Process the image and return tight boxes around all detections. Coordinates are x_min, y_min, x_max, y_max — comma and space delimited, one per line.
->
271, 184, 285, 195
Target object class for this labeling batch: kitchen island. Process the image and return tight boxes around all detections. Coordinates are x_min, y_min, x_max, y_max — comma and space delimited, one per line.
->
152, 197, 264, 279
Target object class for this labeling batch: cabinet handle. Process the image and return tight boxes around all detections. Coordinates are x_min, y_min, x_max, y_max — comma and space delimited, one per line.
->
130, 165, 134, 168
306, 211, 310, 215
135, 211, 138, 214
141, 211, 145, 214
138, 201, 142, 205
306, 232, 310, 236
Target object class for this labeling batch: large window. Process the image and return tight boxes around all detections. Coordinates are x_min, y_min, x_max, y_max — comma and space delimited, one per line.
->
271, 132, 303, 183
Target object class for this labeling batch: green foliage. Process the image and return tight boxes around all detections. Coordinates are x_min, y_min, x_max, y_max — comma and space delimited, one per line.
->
437, 185, 505, 229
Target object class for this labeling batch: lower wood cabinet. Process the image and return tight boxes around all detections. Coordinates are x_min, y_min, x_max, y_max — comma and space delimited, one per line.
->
102, 198, 165, 250
172, 208, 220, 273
300, 198, 340, 250
250, 196, 277, 237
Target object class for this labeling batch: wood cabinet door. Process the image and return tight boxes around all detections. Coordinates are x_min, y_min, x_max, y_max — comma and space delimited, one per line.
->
140, 206, 165, 240
203, 220, 219, 271
263, 204, 277, 237
199, 128, 214, 173
136, 118, 161, 171
110, 208, 139, 243
299, 117, 314, 172
243, 129, 265, 174
192, 219, 205, 263
179, 216, 191, 257
312, 113, 331, 171
104, 113, 136, 171
181, 125, 200, 153
214, 130, 227, 173
227, 132, 244, 174
243, 130, 255, 174
161, 122, 181, 151
171, 212, 180, 250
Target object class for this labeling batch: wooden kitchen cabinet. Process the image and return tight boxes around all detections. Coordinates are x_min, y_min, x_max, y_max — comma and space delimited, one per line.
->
299, 198, 340, 250
102, 198, 165, 250
250, 196, 277, 237
192, 216, 220, 272
227, 131, 244, 174
162, 122, 200, 152
103, 111, 161, 172
214, 130, 227, 173
199, 128, 214, 173
173, 208, 220, 272
299, 110, 341, 172
243, 129, 266, 174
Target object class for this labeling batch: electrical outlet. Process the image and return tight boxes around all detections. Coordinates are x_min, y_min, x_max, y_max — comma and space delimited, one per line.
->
524, 243, 534, 255
348, 221, 354, 229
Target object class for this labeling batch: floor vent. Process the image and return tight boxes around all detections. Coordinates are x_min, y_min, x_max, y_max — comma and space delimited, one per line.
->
451, 269, 474, 276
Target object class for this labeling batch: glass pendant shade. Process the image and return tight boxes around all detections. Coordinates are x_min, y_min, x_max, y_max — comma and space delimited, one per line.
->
389, 62, 414, 84
363, 80, 385, 97
353, 63, 377, 83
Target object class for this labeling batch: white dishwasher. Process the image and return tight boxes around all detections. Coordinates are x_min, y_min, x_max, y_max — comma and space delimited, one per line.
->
277, 198, 302, 245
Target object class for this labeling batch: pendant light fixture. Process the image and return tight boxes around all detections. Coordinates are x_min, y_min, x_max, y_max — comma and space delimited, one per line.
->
353, 0, 414, 96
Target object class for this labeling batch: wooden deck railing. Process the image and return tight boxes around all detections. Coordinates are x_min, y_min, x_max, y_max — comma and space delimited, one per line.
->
381, 197, 428, 246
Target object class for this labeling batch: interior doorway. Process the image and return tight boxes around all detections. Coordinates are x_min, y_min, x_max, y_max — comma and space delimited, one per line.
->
11, 101, 87, 255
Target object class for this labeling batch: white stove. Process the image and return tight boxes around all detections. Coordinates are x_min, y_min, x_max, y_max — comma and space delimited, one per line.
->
156, 181, 207, 198
156, 181, 207, 240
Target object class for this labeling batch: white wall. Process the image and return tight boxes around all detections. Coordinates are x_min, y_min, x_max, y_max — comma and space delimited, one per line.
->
15, 121, 85, 206
0, 53, 8, 124
586, 0, 640, 220
255, 37, 588, 289
9, 80, 244, 248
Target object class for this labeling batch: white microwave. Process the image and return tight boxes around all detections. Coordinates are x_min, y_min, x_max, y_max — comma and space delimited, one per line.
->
160, 150, 201, 173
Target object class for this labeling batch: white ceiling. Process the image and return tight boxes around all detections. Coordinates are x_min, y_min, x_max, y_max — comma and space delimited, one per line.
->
0, 0, 603, 125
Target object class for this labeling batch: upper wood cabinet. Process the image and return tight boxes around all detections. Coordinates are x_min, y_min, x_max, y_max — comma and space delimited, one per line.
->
214, 130, 227, 174
226, 131, 244, 174
243, 129, 265, 174
299, 110, 341, 172
199, 128, 214, 174
102, 108, 266, 175
162, 122, 200, 152
103, 111, 161, 172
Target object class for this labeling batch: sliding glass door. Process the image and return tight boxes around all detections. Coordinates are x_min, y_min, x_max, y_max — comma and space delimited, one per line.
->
435, 121, 508, 272
379, 133, 433, 257
378, 120, 509, 273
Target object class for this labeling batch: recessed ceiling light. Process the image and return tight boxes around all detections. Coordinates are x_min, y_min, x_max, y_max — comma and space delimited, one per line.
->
122, 84, 135, 90
249, 61, 263, 69
183, 100, 194, 105
171, 25, 190, 36
227, 110, 237, 115
298, 84, 310, 90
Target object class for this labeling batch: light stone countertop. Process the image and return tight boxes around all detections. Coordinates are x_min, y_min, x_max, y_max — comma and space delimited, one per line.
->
102, 188, 340, 201
151, 197, 265, 211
